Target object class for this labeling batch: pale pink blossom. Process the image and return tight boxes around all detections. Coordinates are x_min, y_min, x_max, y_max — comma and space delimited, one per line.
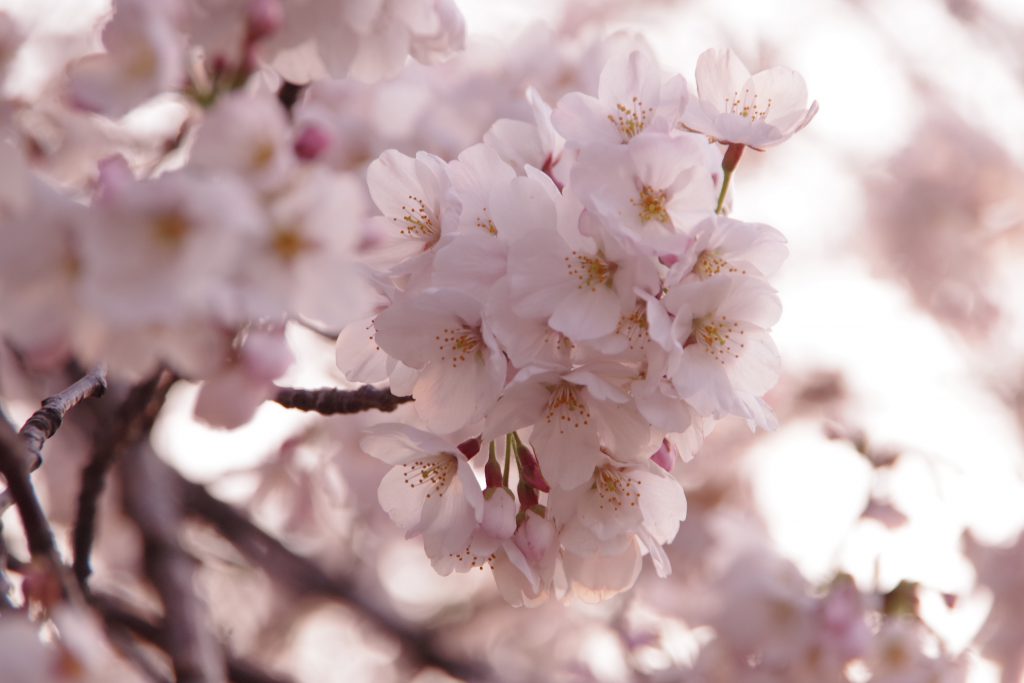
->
67, 0, 185, 118
553, 47, 687, 147
664, 275, 782, 427
372, 289, 506, 434
362, 423, 483, 560
681, 47, 818, 150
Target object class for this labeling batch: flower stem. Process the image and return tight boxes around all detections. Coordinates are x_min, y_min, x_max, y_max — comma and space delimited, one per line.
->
716, 143, 746, 215
503, 434, 512, 488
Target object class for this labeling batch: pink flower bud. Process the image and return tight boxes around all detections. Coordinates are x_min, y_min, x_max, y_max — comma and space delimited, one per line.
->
246, 0, 284, 43
650, 439, 675, 472
514, 509, 556, 563
518, 445, 550, 492
484, 454, 503, 488
517, 480, 539, 510
240, 329, 294, 381
294, 124, 332, 161
481, 487, 516, 539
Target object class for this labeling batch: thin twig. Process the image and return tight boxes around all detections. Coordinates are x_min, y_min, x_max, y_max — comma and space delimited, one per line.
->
19, 366, 108, 470
175, 466, 487, 681
72, 370, 176, 587
0, 366, 108, 512
272, 385, 411, 415
120, 444, 225, 683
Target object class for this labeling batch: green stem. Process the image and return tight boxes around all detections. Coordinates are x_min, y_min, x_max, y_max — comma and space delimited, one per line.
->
715, 168, 734, 215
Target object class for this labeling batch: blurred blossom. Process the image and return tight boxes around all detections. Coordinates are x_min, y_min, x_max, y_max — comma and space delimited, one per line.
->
1, 0, 1023, 682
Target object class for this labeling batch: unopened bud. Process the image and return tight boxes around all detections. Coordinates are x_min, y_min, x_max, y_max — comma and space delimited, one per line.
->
246, 0, 284, 43
294, 124, 332, 161
517, 479, 539, 510
518, 445, 550, 492
650, 439, 675, 472
484, 455, 503, 489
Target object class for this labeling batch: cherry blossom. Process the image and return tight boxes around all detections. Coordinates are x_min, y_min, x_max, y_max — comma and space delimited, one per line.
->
681, 47, 818, 150
362, 423, 484, 561
553, 47, 687, 147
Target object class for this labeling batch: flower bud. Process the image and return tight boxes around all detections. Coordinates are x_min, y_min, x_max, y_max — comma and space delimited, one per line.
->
518, 445, 550, 492
294, 124, 332, 161
246, 0, 284, 43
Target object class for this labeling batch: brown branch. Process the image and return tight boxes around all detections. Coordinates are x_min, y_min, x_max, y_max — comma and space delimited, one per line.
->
72, 369, 176, 587
0, 418, 80, 603
19, 366, 108, 470
272, 385, 411, 415
0, 367, 108, 512
174, 466, 488, 681
120, 444, 225, 683
93, 594, 296, 683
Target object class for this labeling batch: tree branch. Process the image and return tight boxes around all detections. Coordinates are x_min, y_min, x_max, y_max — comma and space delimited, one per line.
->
0, 366, 108, 512
174, 465, 487, 681
272, 385, 411, 415
120, 444, 226, 683
19, 366, 108, 470
72, 369, 176, 586
0, 418, 80, 603
94, 594, 296, 683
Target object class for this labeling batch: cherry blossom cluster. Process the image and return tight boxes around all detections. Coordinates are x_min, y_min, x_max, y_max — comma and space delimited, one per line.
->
67, 0, 464, 118
339, 46, 818, 604
0, 0, 465, 428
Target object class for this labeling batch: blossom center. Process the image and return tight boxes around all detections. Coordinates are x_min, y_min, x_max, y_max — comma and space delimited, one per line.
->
152, 211, 190, 248
475, 210, 498, 236
395, 194, 440, 246
689, 315, 745, 364
436, 325, 483, 367
726, 89, 772, 121
694, 250, 744, 279
594, 467, 641, 512
400, 453, 457, 498
271, 227, 312, 263
632, 185, 670, 224
608, 96, 653, 142
565, 250, 616, 291
615, 305, 649, 351
250, 140, 277, 170
544, 382, 591, 432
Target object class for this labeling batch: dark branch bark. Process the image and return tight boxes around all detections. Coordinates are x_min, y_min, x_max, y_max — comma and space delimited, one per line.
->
121, 445, 226, 683
0, 367, 108, 512
94, 594, 296, 683
73, 369, 176, 586
175, 466, 487, 681
0, 418, 80, 602
272, 385, 411, 415
19, 366, 108, 470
